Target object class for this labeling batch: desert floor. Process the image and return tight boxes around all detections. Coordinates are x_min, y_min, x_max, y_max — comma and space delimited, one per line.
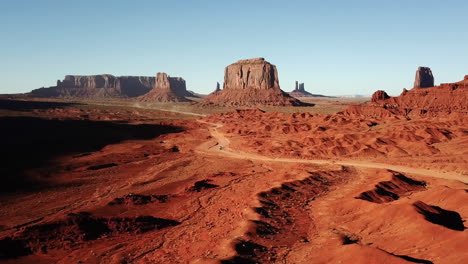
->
0, 98, 466, 264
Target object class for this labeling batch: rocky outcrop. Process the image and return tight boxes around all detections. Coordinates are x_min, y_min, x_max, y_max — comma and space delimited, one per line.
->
292, 81, 305, 93
57, 75, 118, 89
414, 67, 434, 89
202, 58, 304, 106
213, 82, 221, 93
170, 77, 192, 98
289, 81, 328, 98
223, 58, 280, 91
344, 75, 468, 118
371, 90, 390, 102
31, 75, 155, 98
137, 73, 190, 102
298, 83, 305, 91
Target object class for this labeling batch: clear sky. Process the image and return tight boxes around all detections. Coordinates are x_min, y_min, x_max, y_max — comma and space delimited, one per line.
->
1, 0, 467, 96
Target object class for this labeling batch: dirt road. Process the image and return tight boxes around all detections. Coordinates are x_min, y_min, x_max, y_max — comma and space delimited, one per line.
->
196, 120, 468, 183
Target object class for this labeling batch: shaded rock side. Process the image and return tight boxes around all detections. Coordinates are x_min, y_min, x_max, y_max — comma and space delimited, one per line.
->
137, 73, 190, 102
203, 58, 304, 106
31, 75, 155, 98
213, 82, 221, 93
414, 67, 434, 89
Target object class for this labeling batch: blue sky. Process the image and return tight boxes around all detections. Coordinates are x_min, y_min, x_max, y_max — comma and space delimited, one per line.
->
1, 0, 467, 96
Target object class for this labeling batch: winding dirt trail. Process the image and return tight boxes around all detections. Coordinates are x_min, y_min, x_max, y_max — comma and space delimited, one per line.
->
196, 120, 468, 183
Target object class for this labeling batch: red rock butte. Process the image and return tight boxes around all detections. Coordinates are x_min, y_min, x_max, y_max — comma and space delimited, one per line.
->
137, 72, 191, 102
413, 66, 434, 89
289, 81, 312, 97
202, 58, 304, 106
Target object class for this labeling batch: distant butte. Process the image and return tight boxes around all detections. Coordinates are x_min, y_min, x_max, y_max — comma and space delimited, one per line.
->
137, 72, 191, 103
202, 58, 305, 106
414, 66, 434, 89
30, 74, 155, 98
288, 81, 330, 98
212, 82, 221, 94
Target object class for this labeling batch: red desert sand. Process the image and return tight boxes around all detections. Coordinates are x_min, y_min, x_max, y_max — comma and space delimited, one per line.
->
0, 76, 467, 264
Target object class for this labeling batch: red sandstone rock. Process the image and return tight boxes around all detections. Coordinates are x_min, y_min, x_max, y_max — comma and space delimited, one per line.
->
371, 90, 390, 102
413, 67, 434, 89
349, 75, 468, 118
137, 73, 191, 102
202, 58, 304, 106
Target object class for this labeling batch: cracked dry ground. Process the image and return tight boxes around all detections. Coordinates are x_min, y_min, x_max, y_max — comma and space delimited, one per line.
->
1, 110, 467, 264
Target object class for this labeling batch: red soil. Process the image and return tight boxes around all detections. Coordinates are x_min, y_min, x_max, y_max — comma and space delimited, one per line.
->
203, 109, 468, 173
0, 97, 467, 264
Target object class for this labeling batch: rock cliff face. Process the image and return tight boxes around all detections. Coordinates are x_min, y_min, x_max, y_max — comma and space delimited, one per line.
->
31, 75, 155, 98
414, 67, 434, 89
137, 73, 190, 102
223, 58, 280, 91
203, 58, 304, 106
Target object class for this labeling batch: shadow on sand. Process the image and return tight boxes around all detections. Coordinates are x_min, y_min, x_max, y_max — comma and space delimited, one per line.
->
0, 99, 81, 112
0, 116, 183, 194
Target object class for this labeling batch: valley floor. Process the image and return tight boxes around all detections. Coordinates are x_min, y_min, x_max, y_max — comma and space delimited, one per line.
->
0, 100, 466, 264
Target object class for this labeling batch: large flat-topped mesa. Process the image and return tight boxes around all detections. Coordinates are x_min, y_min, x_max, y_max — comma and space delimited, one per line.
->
203, 58, 304, 106
58, 75, 119, 89
30, 74, 155, 98
138, 72, 190, 102
414, 67, 434, 89
223, 58, 279, 91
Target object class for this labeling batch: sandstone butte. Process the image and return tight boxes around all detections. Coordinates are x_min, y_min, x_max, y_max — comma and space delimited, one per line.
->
414, 66, 434, 89
289, 81, 314, 97
202, 58, 304, 106
30, 74, 156, 98
137, 72, 192, 103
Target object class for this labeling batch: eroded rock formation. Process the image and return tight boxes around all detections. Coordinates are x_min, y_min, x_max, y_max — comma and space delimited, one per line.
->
298, 83, 305, 91
289, 81, 327, 98
31, 75, 155, 98
203, 58, 303, 106
214, 82, 221, 93
223, 58, 280, 91
344, 75, 468, 118
138, 73, 190, 102
371, 90, 390, 102
414, 67, 434, 89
